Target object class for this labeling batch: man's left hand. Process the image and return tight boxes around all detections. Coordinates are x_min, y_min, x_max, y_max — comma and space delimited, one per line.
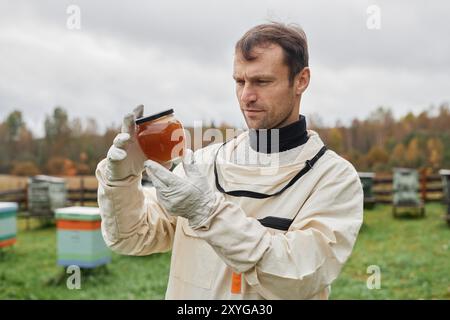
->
144, 149, 219, 229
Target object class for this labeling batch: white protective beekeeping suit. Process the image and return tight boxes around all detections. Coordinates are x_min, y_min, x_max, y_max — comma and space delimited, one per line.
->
96, 128, 363, 299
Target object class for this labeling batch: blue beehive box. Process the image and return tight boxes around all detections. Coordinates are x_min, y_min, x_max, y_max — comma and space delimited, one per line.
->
55, 206, 111, 268
0, 202, 18, 248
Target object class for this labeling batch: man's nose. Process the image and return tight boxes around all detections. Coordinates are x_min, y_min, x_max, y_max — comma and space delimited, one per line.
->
240, 85, 257, 104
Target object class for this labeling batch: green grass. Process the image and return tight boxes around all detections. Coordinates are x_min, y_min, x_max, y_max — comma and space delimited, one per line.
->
0, 204, 449, 299
0, 219, 171, 299
330, 203, 450, 299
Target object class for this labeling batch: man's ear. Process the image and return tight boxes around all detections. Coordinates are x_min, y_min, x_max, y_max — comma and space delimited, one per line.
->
295, 67, 310, 95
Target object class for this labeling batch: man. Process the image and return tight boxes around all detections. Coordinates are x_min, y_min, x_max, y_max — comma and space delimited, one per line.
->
96, 22, 363, 299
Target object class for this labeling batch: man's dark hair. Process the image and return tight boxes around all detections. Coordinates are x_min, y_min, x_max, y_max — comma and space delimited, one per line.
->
235, 22, 309, 84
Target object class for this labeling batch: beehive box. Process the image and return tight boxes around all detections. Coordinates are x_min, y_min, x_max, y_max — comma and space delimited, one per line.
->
55, 206, 111, 268
439, 169, 450, 220
439, 169, 450, 203
0, 202, 18, 248
358, 172, 376, 209
28, 175, 66, 217
393, 168, 420, 206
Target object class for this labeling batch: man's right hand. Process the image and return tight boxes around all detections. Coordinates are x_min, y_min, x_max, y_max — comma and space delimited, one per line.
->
105, 105, 147, 181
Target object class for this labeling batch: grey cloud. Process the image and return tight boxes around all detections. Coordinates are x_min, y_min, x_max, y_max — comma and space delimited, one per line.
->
0, 0, 449, 135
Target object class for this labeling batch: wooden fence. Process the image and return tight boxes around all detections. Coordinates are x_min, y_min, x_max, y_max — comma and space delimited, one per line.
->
0, 187, 98, 214
372, 173, 445, 204
0, 173, 447, 213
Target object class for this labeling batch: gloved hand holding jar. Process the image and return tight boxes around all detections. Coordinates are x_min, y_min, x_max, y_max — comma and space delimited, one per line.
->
105, 105, 219, 229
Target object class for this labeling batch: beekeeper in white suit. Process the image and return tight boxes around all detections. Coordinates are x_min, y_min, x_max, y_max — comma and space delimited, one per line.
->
96, 22, 363, 299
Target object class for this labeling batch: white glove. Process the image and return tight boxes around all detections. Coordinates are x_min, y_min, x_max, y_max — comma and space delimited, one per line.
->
105, 105, 147, 181
144, 149, 219, 228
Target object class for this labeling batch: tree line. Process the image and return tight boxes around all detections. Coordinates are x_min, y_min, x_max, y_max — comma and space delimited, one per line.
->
0, 107, 116, 176
311, 104, 450, 172
1, 103, 449, 176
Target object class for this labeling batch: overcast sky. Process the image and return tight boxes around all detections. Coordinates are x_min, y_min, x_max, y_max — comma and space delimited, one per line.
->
0, 0, 449, 136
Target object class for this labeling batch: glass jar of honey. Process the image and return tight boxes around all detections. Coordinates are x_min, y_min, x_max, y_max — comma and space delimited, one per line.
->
135, 109, 186, 166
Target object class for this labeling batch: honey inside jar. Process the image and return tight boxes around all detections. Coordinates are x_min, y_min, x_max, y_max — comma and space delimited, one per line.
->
135, 109, 185, 165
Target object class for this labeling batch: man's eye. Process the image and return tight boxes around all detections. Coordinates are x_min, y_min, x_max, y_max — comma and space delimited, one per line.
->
257, 80, 270, 85
236, 80, 245, 86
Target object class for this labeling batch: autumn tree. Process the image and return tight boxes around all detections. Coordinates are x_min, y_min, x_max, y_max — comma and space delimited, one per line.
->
10, 161, 40, 176
46, 157, 77, 176
405, 138, 422, 168
426, 137, 443, 170
76, 152, 91, 175
44, 107, 71, 156
366, 145, 389, 171
327, 128, 344, 154
389, 143, 406, 167
0, 110, 34, 172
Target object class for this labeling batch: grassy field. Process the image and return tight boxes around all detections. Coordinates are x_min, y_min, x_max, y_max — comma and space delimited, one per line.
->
331, 203, 450, 299
0, 203, 449, 299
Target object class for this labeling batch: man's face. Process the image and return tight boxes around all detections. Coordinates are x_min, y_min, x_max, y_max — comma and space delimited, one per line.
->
233, 43, 308, 129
